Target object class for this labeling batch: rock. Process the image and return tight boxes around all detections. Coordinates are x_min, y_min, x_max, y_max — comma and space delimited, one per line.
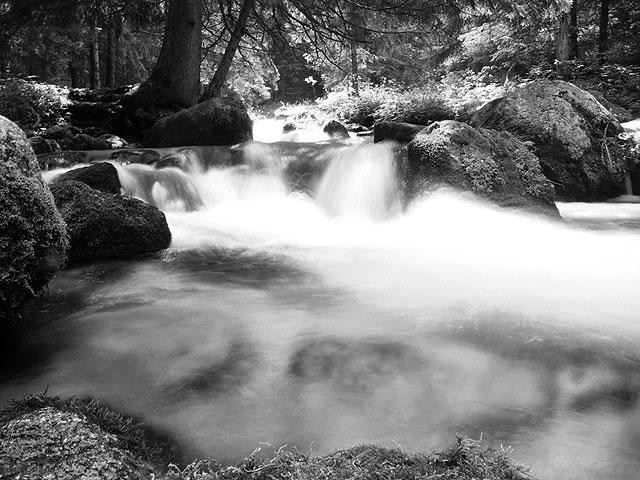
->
471, 80, 630, 200
374, 121, 426, 143
54, 162, 121, 194
50, 180, 171, 264
283, 122, 297, 133
587, 90, 635, 123
323, 120, 350, 139
0, 115, 68, 320
98, 133, 127, 149
63, 133, 112, 151
143, 97, 253, 147
406, 120, 559, 216
44, 124, 74, 141
0, 407, 153, 479
109, 149, 160, 165
28, 136, 60, 155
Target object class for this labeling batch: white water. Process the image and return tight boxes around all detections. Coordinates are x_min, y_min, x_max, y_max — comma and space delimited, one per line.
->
6, 137, 640, 479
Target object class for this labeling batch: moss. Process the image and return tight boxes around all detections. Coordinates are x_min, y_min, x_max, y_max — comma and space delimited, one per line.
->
167, 438, 531, 480
0, 116, 68, 322
0, 394, 183, 469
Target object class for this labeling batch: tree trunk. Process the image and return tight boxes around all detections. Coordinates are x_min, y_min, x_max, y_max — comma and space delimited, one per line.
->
0, 35, 9, 78
557, 13, 572, 61
89, 20, 101, 90
106, 16, 117, 88
350, 39, 359, 97
201, 0, 255, 101
147, 0, 202, 107
599, 0, 610, 53
569, 0, 578, 59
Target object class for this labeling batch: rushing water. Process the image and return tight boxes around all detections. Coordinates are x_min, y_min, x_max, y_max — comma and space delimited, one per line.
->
4, 124, 640, 479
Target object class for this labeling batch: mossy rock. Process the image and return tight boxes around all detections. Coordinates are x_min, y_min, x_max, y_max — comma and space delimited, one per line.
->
374, 121, 426, 143
406, 120, 559, 217
472, 80, 631, 200
50, 180, 171, 264
0, 115, 68, 321
143, 97, 253, 147
54, 162, 121, 194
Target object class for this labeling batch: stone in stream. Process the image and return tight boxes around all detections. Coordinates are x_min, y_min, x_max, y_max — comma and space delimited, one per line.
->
50, 180, 171, 264
53, 161, 121, 194
406, 120, 559, 217
374, 121, 427, 143
471, 80, 634, 201
0, 407, 154, 480
0, 115, 68, 320
323, 119, 350, 139
143, 96, 253, 147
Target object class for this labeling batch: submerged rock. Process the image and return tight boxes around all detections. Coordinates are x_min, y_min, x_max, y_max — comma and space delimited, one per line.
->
0, 115, 68, 320
374, 121, 426, 143
143, 97, 252, 147
54, 162, 121, 194
406, 120, 559, 216
0, 407, 153, 479
51, 180, 171, 264
323, 119, 350, 139
472, 80, 631, 200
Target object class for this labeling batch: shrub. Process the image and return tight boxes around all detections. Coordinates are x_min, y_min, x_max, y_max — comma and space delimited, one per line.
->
0, 78, 70, 128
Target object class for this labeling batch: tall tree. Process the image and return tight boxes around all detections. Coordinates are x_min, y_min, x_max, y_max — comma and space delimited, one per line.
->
201, 0, 255, 100
143, 0, 202, 107
598, 0, 609, 53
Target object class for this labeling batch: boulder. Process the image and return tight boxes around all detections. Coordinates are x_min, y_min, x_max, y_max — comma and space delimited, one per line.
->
54, 162, 121, 194
0, 407, 153, 479
282, 122, 297, 133
323, 120, 350, 139
63, 133, 112, 151
472, 80, 630, 200
374, 121, 426, 143
98, 134, 127, 149
50, 180, 171, 264
0, 115, 68, 320
406, 120, 559, 217
143, 97, 253, 147
28, 136, 60, 155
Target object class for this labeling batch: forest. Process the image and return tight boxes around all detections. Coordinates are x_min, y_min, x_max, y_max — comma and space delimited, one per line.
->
1, 0, 640, 479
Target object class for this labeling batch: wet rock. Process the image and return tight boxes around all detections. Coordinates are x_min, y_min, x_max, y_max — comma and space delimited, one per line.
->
51, 180, 171, 264
54, 162, 121, 194
471, 80, 631, 200
109, 149, 160, 165
323, 120, 350, 139
44, 124, 75, 141
283, 122, 297, 133
63, 133, 112, 151
28, 135, 60, 155
406, 120, 559, 217
0, 115, 68, 320
143, 97, 253, 147
289, 337, 425, 391
0, 407, 153, 479
98, 133, 127, 149
374, 121, 426, 143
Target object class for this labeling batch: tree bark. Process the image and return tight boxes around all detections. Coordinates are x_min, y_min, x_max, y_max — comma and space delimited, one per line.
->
569, 0, 578, 59
599, 0, 610, 53
106, 16, 117, 88
201, 0, 255, 101
146, 0, 202, 107
89, 20, 101, 90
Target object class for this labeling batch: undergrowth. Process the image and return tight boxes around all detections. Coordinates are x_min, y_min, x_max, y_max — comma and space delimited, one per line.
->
167, 437, 533, 480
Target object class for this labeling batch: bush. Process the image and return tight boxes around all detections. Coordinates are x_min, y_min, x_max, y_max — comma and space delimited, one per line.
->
0, 78, 70, 128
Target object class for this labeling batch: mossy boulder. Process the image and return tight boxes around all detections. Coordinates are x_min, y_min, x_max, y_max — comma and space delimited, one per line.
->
374, 121, 426, 143
0, 115, 68, 320
50, 180, 171, 264
54, 162, 121, 194
406, 120, 559, 216
323, 120, 350, 139
471, 80, 629, 200
0, 407, 153, 479
143, 97, 252, 147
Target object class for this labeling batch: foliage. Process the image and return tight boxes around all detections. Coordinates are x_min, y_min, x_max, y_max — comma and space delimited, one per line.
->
0, 78, 69, 127
166, 437, 532, 480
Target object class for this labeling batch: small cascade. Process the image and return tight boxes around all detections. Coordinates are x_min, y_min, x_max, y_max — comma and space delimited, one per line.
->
316, 142, 400, 221
114, 163, 204, 211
